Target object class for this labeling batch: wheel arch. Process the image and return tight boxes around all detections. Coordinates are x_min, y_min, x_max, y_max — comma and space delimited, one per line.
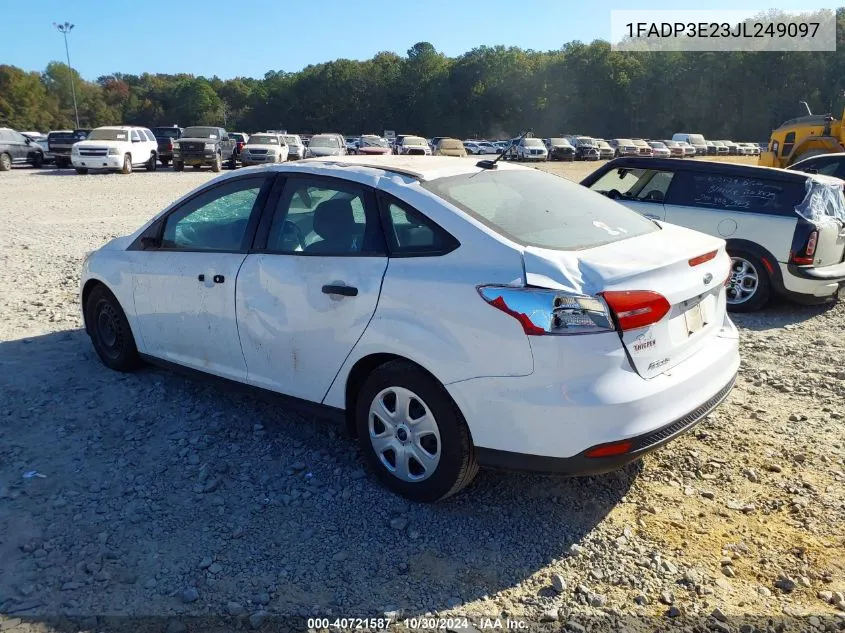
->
342, 353, 452, 439
724, 238, 786, 295
81, 277, 142, 345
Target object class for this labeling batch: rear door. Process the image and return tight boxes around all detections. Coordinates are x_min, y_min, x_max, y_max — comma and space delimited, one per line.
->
236, 174, 389, 401
585, 166, 672, 221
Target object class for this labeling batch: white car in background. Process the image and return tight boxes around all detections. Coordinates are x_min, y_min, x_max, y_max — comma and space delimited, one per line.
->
396, 135, 432, 156
80, 155, 738, 502
281, 134, 305, 160
72, 126, 159, 174
514, 137, 548, 161
239, 133, 289, 165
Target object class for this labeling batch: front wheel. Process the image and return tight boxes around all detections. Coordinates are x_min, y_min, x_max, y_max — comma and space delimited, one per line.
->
120, 154, 132, 175
211, 154, 222, 172
85, 285, 141, 372
725, 250, 771, 312
356, 360, 479, 502
0, 153, 11, 171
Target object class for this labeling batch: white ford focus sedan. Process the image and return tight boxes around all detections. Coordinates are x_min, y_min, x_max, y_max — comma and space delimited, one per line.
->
80, 156, 740, 502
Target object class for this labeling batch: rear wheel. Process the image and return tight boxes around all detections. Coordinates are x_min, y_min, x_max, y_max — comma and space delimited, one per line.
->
228, 154, 237, 170
120, 154, 132, 175
146, 152, 157, 171
32, 153, 44, 168
85, 285, 140, 372
356, 360, 478, 502
0, 153, 11, 171
725, 250, 771, 312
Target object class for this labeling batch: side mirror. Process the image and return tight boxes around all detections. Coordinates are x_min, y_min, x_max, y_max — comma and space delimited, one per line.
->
132, 137, 141, 143
140, 236, 161, 249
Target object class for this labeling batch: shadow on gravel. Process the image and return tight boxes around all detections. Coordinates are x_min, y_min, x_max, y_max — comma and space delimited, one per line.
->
0, 330, 635, 622
730, 295, 840, 331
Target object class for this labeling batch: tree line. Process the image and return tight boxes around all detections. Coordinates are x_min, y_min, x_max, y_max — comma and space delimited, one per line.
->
2, 9, 845, 141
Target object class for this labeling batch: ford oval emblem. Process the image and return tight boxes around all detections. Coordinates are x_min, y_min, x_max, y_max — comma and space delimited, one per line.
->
703, 273, 713, 285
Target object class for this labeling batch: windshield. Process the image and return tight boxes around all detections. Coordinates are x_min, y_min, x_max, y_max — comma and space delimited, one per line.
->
87, 128, 130, 141
183, 127, 219, 139
283, 136, 299, 145
713, 141, 725, 146
422, 170, 657, 250
523, 138, 544, 148
688, 134, 706, 145
632, 139, 648, 147
576, 137, 596, 146
404, 136, 427, 145
152, 128, 180, 138
649, 142, 666, 148
548, 138, 571, 146
310, 136, 341, 148
615, 139, 634, 145
248, 135, 279, 145
597, 141, 611, 148
361, 136, 389, 147
439, 139, 463, 149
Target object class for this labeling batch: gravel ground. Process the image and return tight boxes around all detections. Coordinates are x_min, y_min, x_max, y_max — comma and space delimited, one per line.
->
1, 160, 844, 633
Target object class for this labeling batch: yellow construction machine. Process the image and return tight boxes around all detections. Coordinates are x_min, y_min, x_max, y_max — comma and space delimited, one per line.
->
759, 101, 845, 168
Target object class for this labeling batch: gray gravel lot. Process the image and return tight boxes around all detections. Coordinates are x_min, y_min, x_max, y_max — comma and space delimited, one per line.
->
1, 165, 844, 632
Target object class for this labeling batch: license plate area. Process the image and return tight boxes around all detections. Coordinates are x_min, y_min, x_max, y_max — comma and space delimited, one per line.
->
682, 293, 707, 337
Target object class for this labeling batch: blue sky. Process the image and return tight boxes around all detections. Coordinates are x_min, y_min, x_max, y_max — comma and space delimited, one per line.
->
1, 0, 837, 80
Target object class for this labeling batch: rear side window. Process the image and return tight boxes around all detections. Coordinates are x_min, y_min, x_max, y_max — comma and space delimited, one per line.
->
381, 198, 458, 256
667, 172, 806, 216
423, 169, 658, 251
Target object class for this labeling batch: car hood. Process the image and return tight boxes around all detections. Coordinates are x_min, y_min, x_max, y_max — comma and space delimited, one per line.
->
308, 146, 343, 156
358, 146, 392, 154
179, 137, 218, 143
244, 144, 282, 151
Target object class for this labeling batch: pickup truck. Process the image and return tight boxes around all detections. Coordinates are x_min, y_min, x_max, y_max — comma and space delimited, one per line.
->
48, 129, 90, 168
151, 126, 183, 167
172, 126, 236, 172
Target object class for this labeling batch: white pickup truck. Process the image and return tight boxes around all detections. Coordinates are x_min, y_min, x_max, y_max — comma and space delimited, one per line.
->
72, 126, 159, 174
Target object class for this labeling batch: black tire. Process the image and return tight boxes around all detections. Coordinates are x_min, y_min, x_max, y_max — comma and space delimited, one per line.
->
159, 157, 170, 167
75, 168, 89, 175
228, 154, 237, 170
0, 152, 11, 171
32, 153, 44, 168
173, 160, 184, 171
211, 154, 222, 172
85, 284, 141, 372
56, 158, 69, 169
355, 360, 478, 502
146, 152, 157, 171
725, 249, 771, 313
120, 154, 132, 175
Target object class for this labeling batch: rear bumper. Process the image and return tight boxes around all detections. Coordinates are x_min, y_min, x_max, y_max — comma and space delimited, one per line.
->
447, 315, 740, 465
779, 262, 844, 299
477, 373, 736, 475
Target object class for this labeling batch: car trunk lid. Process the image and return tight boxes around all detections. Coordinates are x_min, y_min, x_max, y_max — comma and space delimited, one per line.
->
523, 222, 729, 379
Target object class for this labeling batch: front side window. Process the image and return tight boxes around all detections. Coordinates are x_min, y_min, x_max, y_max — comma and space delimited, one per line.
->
161, 177, 266, 251
424, 170, 658, 251
266, 178, 383, 254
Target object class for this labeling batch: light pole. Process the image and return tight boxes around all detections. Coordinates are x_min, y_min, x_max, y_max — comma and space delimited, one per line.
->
54, 22, 80, 129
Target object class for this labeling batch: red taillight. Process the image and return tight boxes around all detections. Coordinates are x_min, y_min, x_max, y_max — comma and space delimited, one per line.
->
791, 231, 818, 265
688, 250, 717, 267
585, 440, 633, 458
601, 290, 670, 331
167, 140, 173, 149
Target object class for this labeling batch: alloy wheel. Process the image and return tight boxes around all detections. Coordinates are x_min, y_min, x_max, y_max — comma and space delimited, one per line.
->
726, 256, 759, 305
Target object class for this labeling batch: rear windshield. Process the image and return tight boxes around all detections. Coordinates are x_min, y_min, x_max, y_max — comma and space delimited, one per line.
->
310, 136, 341, 148
438, 139, 463, 149
183, 127, 219, 139
87, 129, 129, 141
688, 134, 706, 145
248, 135, 279, 145
152, 128, 180, 138
422, 170, 658, 250
283, 136, 299, 144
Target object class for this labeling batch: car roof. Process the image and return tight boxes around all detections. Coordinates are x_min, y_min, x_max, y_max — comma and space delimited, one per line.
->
589, 156, 826, 184
790, 152, 845, 167
246, 155, 532, 182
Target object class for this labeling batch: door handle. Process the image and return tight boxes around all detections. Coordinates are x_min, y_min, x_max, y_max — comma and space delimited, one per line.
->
197, 274, 205, 282
213, 275, 225, 284
322, 284, 358, 297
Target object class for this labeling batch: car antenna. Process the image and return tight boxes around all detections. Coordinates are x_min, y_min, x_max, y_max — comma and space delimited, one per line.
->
476, 129, 531, 170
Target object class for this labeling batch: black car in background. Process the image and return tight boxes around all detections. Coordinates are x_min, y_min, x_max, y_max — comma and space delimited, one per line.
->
172, 126, 236, 172
543, 137, 576, 161
0, 128, 45, 170
47, 129, 90, 168
151, 126, 183, 166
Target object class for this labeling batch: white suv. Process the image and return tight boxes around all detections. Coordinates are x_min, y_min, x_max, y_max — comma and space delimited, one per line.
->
72, 126, 159, 174
583, 157, 845, 311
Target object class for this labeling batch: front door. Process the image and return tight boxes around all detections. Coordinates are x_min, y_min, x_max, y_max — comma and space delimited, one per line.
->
131, 174, 272, 380
237, 174, 389, 402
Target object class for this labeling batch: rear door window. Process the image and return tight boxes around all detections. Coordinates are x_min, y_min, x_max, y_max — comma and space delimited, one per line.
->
667, 172, 806, 216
